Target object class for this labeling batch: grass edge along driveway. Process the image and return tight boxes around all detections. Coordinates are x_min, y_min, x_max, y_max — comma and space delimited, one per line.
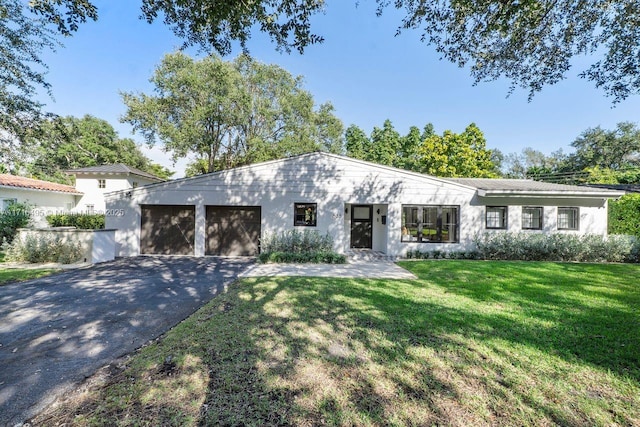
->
31, 260, 640, 426
0, 267, 59, 286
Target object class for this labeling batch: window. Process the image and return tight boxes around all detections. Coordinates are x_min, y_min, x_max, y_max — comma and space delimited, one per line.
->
98, 179, 106, 189
2, 198, 17, 210
86, 204, 95, 213
132, 181, 139, 188
558, 207, 579, 230
486, 206, 507, 229
294, 203, 317, 226
522, 207, 543, 230
401, 205, 459, 243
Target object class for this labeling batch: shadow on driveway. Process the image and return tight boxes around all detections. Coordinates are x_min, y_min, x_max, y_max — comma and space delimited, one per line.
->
0, 256, 252, 426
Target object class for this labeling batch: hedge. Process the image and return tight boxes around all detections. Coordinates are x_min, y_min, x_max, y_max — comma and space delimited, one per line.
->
46, 213, 105, 230
609, 194, 640, 237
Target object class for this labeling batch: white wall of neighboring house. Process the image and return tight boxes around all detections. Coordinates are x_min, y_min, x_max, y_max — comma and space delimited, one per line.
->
0, 187, 79, 227
105, 153, 620, 258
74, 174, 158, 213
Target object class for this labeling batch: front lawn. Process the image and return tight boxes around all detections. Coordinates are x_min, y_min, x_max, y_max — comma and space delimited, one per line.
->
31, 261, 640, 426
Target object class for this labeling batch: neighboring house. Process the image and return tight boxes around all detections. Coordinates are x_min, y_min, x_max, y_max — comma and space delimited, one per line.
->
105, 152, 625, 258
67, 164, 163, 213
0, 174, 82, 226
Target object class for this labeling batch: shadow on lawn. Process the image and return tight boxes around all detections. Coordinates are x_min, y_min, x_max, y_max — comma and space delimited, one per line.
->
29, 261, 639, 426
196, 264, 639, 426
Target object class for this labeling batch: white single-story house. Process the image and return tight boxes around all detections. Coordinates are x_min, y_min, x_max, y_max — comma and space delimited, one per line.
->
0, 174, 82, 226
67, 164, 163, 213
105, 152, 626, 257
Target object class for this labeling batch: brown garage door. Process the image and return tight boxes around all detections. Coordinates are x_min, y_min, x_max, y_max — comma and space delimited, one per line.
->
140, 205, 195, 255
206, 206, 261, 256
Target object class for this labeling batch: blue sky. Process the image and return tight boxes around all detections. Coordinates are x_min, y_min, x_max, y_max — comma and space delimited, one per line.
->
37, 1, 640, 177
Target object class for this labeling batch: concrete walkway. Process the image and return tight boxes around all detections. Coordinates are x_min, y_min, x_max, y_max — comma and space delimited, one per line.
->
239, 260, 416, 280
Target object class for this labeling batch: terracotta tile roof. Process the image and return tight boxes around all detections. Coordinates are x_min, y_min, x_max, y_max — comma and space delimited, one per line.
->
66, 164, 163, 181
0, 174, 82, 194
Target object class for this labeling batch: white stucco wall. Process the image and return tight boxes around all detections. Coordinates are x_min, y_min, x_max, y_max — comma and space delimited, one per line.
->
105, 153, 617, 258
74, 175, 158, 213
0, 187, 79, 227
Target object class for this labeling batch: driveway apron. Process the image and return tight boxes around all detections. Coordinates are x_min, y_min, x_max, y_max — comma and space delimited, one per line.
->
0, 256, 251, 426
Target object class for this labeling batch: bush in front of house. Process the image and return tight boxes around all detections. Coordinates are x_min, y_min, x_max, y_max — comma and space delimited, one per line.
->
259, 230, 346, 264
473, 232, 639, 263
0, 202, 31, 243
609, 194, 640, 237
3, 233, 83, 264
46, 213, 105, 229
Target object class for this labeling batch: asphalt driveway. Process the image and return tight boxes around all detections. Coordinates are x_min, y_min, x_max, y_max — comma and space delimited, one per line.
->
0, 256, 252, 426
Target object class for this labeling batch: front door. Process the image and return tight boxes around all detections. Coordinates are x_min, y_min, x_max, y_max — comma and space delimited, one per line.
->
350, 205, 373, 249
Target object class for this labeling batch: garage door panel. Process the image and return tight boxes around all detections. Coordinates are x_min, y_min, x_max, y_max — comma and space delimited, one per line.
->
206, 206, 261, 256
140, 205, 195, 255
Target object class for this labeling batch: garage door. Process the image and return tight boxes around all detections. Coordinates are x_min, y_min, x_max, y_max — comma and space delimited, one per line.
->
206, 206, 261, 256
140, 205, 195, 255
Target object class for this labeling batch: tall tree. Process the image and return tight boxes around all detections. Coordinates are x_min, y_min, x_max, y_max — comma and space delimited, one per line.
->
0, 0, 58, 164
569, 122, 640, 171
122, 52, 343, 175
369, 120, 402, 167
415, 123, 497, 177
24, 115, 172, 183
27, 1, 640, 101
345, 124, 370, 161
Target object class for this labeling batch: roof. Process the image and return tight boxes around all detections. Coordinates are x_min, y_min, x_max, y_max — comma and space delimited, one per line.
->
103, 151, 625, 200
66, 164, 163, 182
444, 177, 626, 198
104, 151, 476, 198
581, 183, 640, 194
0, 174, 82, 195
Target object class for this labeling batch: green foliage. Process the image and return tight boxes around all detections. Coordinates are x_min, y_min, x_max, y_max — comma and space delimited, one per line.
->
122, 52, 343, 175
473, 232, 639, 263
0, 0, 58, 173
568, 122, 640, 172
346, 120, 498, 177
609, 194, 640, 237
259, 229, 345, 263
261, 229, 334, 253
46, 213, 105, 229
3, 234, 82, 264
22, 115, 172, 184
0, 203, 31, 243
415, 123, 498, 177
258, 251, 346, 264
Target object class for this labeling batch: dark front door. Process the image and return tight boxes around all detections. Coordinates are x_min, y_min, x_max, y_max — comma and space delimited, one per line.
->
350, 205, 373, 249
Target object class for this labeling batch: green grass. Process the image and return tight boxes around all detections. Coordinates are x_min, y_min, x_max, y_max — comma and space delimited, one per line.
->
0, 267, 58, 285
31, 261, 640, 426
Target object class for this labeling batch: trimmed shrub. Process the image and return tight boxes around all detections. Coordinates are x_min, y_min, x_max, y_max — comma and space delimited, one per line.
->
473, 232, 639, 263
3, 234, 82, 264
258, 251, 346, 264
259, 230, 345, 264
0, 203, 31, 243
609, 194, 640, 237
46, 213, 105, 229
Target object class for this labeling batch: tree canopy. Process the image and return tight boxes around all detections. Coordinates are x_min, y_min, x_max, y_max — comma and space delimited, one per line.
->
25, 1, 640, 101
345, 120, 498, 178
19, 115, 173, 183
501, 122, 640, 184
122, 52, 343, 176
